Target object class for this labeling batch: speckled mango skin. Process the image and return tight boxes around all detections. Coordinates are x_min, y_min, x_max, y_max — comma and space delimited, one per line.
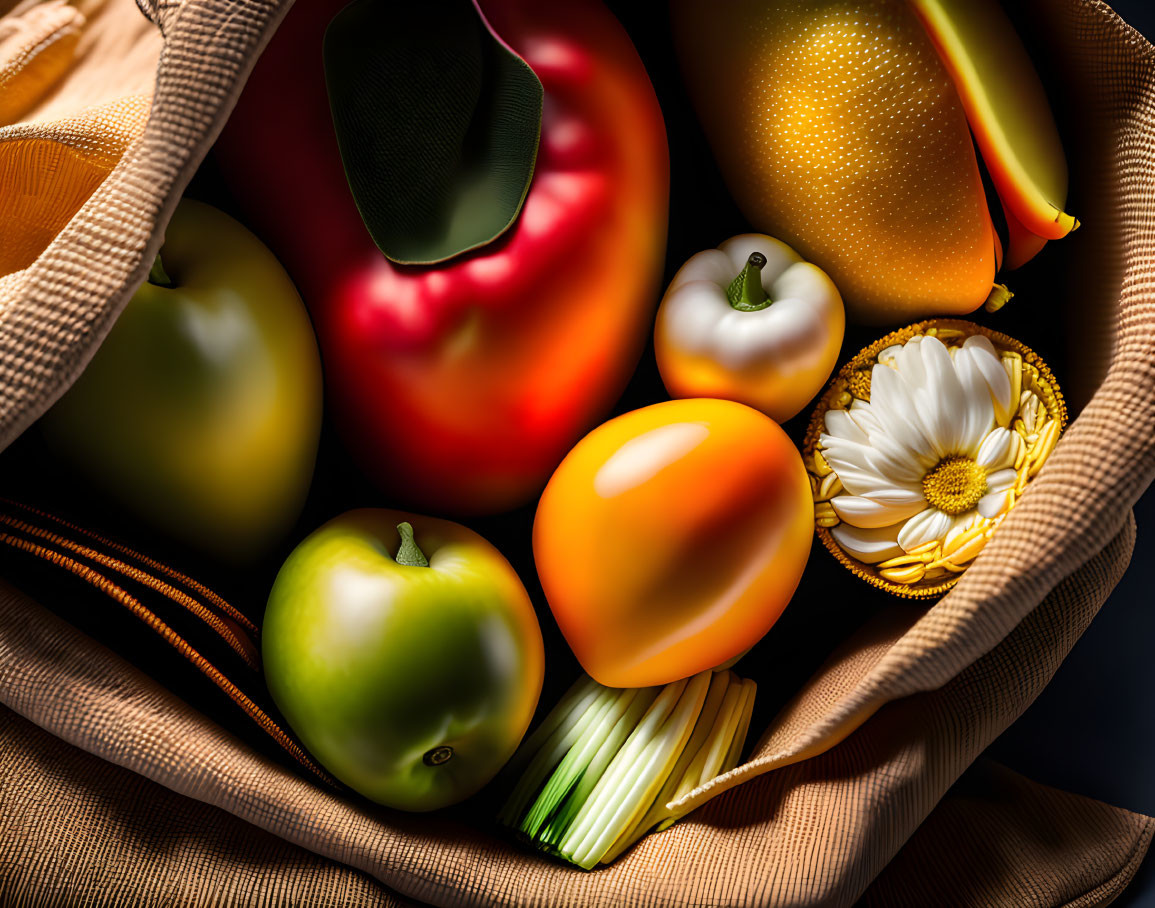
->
672, 0, 999, 325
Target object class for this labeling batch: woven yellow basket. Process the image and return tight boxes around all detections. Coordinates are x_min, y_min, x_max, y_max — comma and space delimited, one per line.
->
803, 318, 1068, 598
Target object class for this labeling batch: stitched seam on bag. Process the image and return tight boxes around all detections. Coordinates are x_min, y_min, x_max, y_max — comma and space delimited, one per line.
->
1057, 817, 1155, 908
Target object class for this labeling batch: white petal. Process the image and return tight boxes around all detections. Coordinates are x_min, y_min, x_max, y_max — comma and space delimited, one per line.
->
848, 401, 883, 436
863, 429, 933, 485
863, 487, 926, 507
877, 343, 904, 366
893, 337, 928, 390
963, 335, 1012, 427
830, 523, 904, 564
913, 337, 965, 457
824, 409, 869, 445
952, 345, 996, 456
821, 432, 923, 495
821, 444, 902, 497
978, 489, 1014, 519
818, 435, 873, 473
868, 362, 936, 459
975, 427, 1014, 471
830, 495, 926, 529
984, 468, 1017, 494
897, 507, 954, 551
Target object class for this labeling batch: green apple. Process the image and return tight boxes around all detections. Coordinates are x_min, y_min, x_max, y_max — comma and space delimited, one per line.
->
263, 509, 545, 812
41, 199, 322, 561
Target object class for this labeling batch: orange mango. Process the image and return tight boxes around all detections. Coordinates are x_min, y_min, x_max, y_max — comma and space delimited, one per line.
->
534, 399, 813, 688
671, 0, 1075, 324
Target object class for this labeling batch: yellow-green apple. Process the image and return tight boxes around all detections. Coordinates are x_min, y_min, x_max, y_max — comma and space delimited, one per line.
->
42, 199, 322, 561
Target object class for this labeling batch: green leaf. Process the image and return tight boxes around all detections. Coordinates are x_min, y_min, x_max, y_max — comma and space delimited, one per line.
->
323, 0, 543, 265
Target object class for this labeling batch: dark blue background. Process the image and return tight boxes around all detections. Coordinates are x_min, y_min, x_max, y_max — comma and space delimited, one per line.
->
980, 8, 1155, 905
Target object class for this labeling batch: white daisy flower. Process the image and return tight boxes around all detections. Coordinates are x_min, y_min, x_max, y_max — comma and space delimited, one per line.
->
821, 332, 1019, 565
808, 324, 1065, 593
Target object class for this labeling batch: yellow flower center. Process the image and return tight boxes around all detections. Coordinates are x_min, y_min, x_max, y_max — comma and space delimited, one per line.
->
922, 456, 987, 516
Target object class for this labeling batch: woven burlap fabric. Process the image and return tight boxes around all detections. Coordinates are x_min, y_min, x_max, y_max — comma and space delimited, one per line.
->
0, 705, 410, 907
0, 0, 287, 451
0, 0, 160, 277
2, 0, 1155, 904
1, 712, 1147, 908
0, 517, 1146, 907
860, 759, 1153, 908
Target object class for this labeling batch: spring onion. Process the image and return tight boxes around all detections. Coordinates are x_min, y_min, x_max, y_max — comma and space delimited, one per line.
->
498, 668, 756, 869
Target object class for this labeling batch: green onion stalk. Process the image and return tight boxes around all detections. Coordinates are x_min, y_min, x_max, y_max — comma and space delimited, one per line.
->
497, 668, 756, 869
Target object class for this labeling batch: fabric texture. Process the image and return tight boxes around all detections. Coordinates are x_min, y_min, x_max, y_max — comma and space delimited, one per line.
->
0, 518, 1145, 907
0, 0, 1154, 904
0, 0, 160, 276
860, 760, 1154, 908
0, 0, 283, 451
0, 703, 412, 907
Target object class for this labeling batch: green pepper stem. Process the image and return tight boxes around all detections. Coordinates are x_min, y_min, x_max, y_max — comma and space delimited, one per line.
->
148, 253, 174, 288
394, 522, 429, 567
726, 252, 770, 311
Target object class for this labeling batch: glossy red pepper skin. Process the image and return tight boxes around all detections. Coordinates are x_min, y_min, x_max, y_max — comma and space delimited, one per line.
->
216, 0, 669, 514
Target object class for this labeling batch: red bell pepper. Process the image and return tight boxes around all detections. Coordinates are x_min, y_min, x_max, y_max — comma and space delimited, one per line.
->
216, 0, 669, 514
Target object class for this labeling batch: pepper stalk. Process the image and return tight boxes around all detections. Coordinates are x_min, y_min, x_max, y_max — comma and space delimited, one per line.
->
498, 668, 756, 869
653, 233, 845, 424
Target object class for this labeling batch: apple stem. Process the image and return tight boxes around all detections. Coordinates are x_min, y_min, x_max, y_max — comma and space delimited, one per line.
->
394, 521, 429, 567
726, 252, 771, 311
148, 254, 174, 288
